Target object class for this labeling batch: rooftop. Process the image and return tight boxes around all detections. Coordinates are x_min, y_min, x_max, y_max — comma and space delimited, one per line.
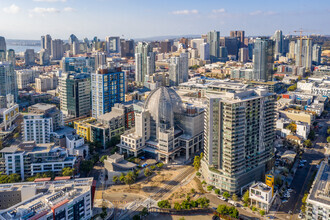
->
307, 161, 330, 208
0, 178, 94, 220
250, 182, 272, 192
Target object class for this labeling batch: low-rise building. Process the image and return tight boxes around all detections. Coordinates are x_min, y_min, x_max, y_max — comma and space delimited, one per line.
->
35, 73, 58, 93
66, 134, 89, 158
104, 153, 137, 172
305, 161, 330, 220
249, 182, 275, 212
16, 69, 40, 90
0, 178, 94, 220
0, 141, 76, 180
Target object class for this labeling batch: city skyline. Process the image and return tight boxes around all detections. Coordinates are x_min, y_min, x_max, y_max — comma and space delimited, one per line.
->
0, 0, 329, 40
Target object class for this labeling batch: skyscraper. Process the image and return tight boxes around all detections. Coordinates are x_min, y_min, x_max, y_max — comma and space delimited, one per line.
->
6, 49, 15, 65
201, 87, 276, 194
253, 38, 274, 81
69, 34, 79, 45
207, 30, 220, 63
273, 30, 283, 59
135, 42, 156, 84
296, 38, 312, 71
24, 49, 35, 66
120, 39, 135, 58
230, 30, 245, 48
160, 40, 172, 53
0, 36, 6, 51
312, 44, 322, 65
106, 36, 121, 54
41, 34, 52, 51
51, 39, 64, 60
60, 73, 91, 118
169, 53, 188, 86
91, 67, 125, 118
200, 43, 210, 61
220, 37, 239, 57
94, 52, 107, 70
239, 47, 249, 62
40, 49, 50, 65
0, 62, 18, 103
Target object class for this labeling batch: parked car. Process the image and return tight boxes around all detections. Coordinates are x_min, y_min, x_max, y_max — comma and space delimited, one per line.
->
218, 196, 227, 201
282, 199, 288, 203
287, 189, 294, 192
298, 213, 303, 219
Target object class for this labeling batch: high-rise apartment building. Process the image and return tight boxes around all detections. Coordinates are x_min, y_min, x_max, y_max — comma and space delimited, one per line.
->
35, 73, 58, 92
312, 44, 322, 65
40, 49, 50, 65
230, 30, 245, 48
207, 30, 220, 63
6, 49, 15, 65
120, 39, 135, 58
273, 30, 283, 59
160, 40, 172, 53
16, 69, 40, 89
135, 42, 156, 84
239, 47, 249, 62
220, 37, 239, 57
94, 52, 107, 70
106, 36, 121, 54
200, 43, 210, 61
91, 67, 125, 118
23, 104, 63, 144
24, 49, 35, 66
169, 53, 188, 86
60, 73, 91, 118
41, 34, 52, 51
61, 57, 95, 73
0, 36, 6, 51
51, 39, 64, 60
253, 38, 274, 81
201, 87, 276, 194
0, 62, 18, 103
296, 38, 312, 71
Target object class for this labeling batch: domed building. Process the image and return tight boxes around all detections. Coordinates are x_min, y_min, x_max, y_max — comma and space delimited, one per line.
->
117, 87, 204, 163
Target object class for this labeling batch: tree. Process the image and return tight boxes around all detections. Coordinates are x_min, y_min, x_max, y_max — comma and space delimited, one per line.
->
109, 135, 121, 148
217, 204, 228, 215
119, 173, 125, 183
150, 165, 155, 170
132, 215, 141, 220
327, 128, 330, 135
62, 167, 74, 176
304, 139, 312, 148
174, 202, 182, 210
207, 185, 214, 191
196, 197, 209, 208
100, 155, 107, 163
140, 207, 148, 217
223, 191, 230, 200
232, 194, 238, 201
13, 133, 20, 139
252, 206, 257, 211
80, 160, 93, 175
91, 153, 100, 164
196, 171, 201, 177
229, 207, 239, 218
327, 136, 330, 143
243, 190, 249, 205
144, 167, 152, 178
156, 163, 164, 169
260, 209, 266, 216
181, 199, 191, 209
287, 83, 297, 91
193, 155, 201, 171
286, 122, 297, 133
124, 171, 136, 188
112, 175, 119, 184
214, 188, 220, 195
308, 130, 316, 141
157, 200, 171, 209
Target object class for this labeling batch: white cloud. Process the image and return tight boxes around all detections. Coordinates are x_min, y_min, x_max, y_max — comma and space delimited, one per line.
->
30, 7, 60, 15
63, 7, 75, 12
172, 9, 198, 15
3, 4, 20, 14
33, 0, 67, 2
212, 8, 226, 13
250, 10, 277, 16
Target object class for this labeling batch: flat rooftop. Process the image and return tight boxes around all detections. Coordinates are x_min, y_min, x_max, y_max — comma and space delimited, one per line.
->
307, 161, 330, 208
0, 178, 94, 220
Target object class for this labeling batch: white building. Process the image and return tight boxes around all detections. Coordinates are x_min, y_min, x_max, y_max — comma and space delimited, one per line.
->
249, 182, 275, 212
199, 42, 210, 61
0, 142, 76, 180
23, 114, 53, 144
0, 178, 93, 220
66, 134, 89, 158
16, 69, 40, 90
169, 53, 188, 86
305, 161, 330, 220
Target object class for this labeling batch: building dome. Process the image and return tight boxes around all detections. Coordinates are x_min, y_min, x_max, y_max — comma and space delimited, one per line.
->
144, 87, 183, 134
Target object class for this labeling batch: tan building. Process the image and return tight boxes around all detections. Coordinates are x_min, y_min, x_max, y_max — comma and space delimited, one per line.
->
279, 109, 315, 125
35, 73, 58, 92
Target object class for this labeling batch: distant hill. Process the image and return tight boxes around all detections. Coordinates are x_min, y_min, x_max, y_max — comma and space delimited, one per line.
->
133, 34, 202, 41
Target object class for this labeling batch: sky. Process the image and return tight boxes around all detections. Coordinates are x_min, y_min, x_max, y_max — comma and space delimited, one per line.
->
0, 0, 329, 40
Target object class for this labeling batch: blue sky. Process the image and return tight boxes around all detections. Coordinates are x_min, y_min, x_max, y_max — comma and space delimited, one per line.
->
0, 0, 329, 40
